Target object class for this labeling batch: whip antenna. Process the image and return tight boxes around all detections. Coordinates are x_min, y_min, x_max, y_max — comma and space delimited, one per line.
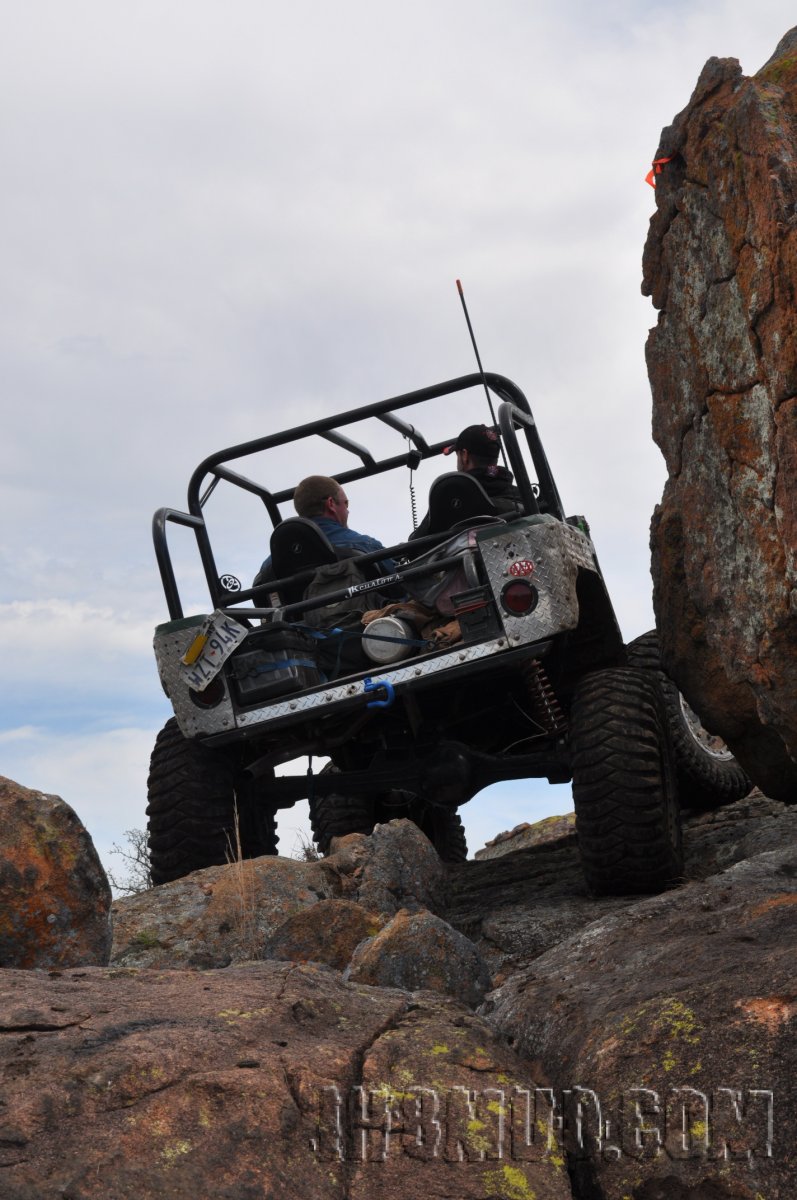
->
456, 279, 509, 472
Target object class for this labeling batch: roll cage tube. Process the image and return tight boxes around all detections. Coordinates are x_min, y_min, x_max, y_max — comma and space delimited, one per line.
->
152, 373, 564, 618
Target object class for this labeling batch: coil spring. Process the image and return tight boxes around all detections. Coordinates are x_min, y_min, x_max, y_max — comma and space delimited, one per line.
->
522, 659, 567, 735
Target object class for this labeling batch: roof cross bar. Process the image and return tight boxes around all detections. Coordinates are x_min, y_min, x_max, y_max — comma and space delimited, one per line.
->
376, 413, 431, 453
319, 429, 376, 468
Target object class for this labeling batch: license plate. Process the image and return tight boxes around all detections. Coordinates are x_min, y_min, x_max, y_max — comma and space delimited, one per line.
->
181, 611, 249, 691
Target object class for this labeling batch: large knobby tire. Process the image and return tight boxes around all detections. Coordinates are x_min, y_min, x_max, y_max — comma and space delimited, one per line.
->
310, 769, 468, 863
626, 631, 751, 811
147, 718, 278, 886
570, 668, 683, 896
309, 763, 377, 855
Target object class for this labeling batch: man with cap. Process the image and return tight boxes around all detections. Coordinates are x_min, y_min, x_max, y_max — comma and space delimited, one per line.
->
408, 424, 522, 541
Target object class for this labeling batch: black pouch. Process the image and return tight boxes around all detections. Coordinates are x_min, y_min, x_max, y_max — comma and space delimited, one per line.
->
313, 614, 370, 678
229, 623, 321, 705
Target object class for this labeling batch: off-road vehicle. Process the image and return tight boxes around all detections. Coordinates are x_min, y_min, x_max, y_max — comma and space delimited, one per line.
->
148, 372, 749, 894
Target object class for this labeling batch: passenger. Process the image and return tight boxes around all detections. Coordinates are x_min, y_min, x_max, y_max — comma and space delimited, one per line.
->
257, 475, 394, 580
409, 424, 522, 541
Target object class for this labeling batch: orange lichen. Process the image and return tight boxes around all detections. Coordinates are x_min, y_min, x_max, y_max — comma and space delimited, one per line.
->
748, 892, 797, 919
736, 996, 797, 1033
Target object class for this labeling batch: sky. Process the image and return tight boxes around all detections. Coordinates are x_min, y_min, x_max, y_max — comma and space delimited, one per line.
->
1, 1, 794, 881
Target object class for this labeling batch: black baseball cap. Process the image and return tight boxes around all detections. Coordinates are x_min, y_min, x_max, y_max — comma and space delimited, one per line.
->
443, 424, 501, 460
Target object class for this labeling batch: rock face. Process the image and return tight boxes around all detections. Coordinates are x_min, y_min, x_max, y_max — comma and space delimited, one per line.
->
642, 27, 797, 800
0, 961, 572, 1200
485, 844, 797, 1199
0, 776, 111, 968
4, 793, 797, 1196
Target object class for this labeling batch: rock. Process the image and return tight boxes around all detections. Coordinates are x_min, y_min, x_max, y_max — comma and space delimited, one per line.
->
111, 855, 335, 969
475, 813, 576, 860
263, 899, 386, 970
347, 908, 491, 1007
111, 819, 446, 970
642, 27, 797, 799
342, 817, 448, 917
484, 843, 797, 1196
0, 961, 571, 1200
449, 793, 797, 982
449, 816, 628, 979
683, 788, 797, 879
0, 776, 111, 968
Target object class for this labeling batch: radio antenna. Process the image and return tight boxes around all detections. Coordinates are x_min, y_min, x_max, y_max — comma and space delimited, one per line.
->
456, 279, 508, 471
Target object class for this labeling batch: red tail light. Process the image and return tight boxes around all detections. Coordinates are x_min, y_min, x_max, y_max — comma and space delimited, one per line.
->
501, 580, 538, 615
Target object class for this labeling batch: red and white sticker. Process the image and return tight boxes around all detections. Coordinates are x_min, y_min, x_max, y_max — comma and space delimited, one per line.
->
508, 559, 535, 578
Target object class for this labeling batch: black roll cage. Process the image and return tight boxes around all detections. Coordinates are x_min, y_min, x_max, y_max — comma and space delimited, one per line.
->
152, 372, 565, 620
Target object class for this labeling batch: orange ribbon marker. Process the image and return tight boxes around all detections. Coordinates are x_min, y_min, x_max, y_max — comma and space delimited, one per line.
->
646, 155, 674, 187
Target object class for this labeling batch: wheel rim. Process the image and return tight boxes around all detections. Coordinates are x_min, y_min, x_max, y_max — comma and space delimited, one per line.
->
678, 693, 735, 762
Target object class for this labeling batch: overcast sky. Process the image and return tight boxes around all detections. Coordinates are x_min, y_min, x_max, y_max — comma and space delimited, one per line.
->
1, 2, 793, 878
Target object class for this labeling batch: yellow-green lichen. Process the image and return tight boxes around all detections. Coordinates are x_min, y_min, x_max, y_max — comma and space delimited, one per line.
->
430, 1043, 449, 1056
161, 1139, 192, 1165
759, 57, 795, 85
466, 1118, 491, 1156
483, 1164, 537, 1199
129, 928, 161, 949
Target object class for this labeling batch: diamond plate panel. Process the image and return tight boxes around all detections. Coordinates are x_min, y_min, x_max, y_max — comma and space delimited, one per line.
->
155, 620, 514, 738
153, 617, 238, 738
234, 637, 509, 727
478, 519, 598, 646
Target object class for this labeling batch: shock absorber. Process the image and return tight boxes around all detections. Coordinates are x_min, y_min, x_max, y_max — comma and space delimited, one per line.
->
522, 659, 567, 735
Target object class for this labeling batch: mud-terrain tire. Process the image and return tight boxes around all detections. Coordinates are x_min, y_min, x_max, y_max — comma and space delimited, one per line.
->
310, 770, 468, 863
570, 668, 683, 896
309, 763, 377, 855
626, 631, 751, 811
147, 718, 278, 886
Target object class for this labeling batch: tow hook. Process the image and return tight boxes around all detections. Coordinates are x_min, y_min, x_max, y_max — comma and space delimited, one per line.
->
364, 677, 395, 709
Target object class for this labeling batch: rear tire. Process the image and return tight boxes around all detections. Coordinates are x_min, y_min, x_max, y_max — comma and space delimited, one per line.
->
146, 718, 278, 886
309, 763, 377, 854
310, 770, 468, 863
570, 668, 683, 896
626, 631, 751, 811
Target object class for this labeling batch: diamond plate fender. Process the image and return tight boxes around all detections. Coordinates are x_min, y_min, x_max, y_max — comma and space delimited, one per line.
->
153, 616, 238, 738
477, 516, 599, 646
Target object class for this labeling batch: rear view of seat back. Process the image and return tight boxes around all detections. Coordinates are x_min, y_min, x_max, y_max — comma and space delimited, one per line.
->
426, 472, 501, 534
268, 518, 338, 607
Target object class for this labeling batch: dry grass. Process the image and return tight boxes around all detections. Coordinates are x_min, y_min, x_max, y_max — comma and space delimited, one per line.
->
223, 802, 262, 960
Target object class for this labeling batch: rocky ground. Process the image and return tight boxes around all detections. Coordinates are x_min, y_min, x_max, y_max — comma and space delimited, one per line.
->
2, 772, 795, 1199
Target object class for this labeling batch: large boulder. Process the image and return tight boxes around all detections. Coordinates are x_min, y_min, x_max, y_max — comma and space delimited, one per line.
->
642, 27, 797, 800
485, 843, 797, 1197
0, 961, 571, 1200
0, 776, 111, 968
